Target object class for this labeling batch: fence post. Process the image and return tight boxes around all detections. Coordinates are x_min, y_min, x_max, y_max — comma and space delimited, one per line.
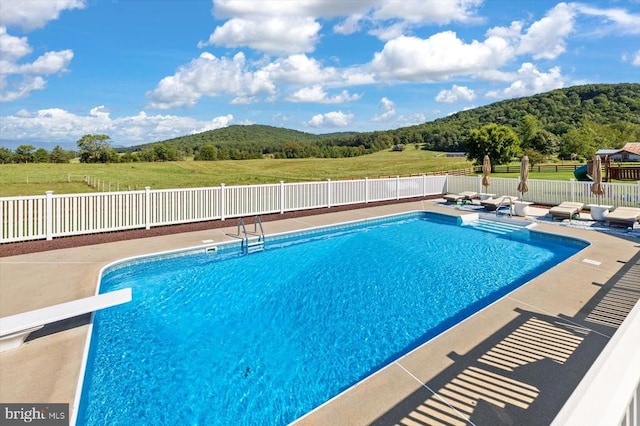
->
327, 179, 331, 208
144, 186, 151, 230
220, 183, 226, 220
365, 177, 369, 203
45, 191, 54, 241
570, 179, 575, 202
396, 175, 400, 200
422, 174, 426, 197
280, 181, 285, 214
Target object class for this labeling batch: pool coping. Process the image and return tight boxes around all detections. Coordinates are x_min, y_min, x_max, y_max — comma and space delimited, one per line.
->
1, 199, 639, 425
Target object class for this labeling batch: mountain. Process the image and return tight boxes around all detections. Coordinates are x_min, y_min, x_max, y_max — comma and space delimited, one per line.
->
128, 83, 639, 158
397, 82, 640, 152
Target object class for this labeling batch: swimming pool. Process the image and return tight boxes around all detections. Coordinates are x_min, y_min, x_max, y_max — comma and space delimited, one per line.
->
76, 212, 587, 425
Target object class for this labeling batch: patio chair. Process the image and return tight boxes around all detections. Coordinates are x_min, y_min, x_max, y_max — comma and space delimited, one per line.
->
549, 202, 584, 220
443, 191, 477, 204
480, 195, 519, 212
604, 206, 640, 228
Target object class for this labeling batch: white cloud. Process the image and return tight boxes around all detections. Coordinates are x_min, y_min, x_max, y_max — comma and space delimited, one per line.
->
372, 97, 395, 122
0, 0, 84, 31
146, 52, 275, 109
435, 85, 476, 103
200, 17, 321, 55
287, 85, 361, 103
262, 54, 338, 85
212, 0, 372, 19
372, 0, 483, 25
370, 32, 512, 82
485, 63, 565, 99
306, 110, 353, 128
0, 106, 235, 145
0, 27, 74, 102
633, 51, 640, 67
209, 0, 484, 51
574, 3, 640, 35
517, 3, 575, 60
0, 27, 32, 62
333, 13, 363, 35
396, 112, 427, 126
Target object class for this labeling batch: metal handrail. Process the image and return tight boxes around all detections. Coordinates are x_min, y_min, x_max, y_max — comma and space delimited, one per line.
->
495, 196, 514, 217
237, 217, 249, 248
253, 215, 264, 242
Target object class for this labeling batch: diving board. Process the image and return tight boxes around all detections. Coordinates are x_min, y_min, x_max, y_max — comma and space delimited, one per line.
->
0, 288, 132, 352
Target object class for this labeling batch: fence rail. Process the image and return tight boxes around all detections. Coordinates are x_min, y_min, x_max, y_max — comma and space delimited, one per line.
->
1, 175, 446, 243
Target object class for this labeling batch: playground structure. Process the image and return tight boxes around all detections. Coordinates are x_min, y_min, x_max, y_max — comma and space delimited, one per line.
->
573, 156, 640, 182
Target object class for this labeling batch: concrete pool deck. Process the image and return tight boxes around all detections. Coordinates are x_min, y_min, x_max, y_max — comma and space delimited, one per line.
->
1, 199, 639, 425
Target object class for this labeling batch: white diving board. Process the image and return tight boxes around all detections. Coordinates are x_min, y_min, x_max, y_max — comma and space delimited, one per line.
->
0, 288, 132, 352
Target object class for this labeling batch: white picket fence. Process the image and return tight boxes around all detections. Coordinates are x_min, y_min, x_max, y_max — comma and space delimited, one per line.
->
1, 175, 446, 243
447, 175, 640, 207
2, 174, 639, 244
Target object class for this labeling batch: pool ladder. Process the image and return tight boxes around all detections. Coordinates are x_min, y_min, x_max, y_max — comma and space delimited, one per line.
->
495, 196, 514, 217
238, 216, 265, 254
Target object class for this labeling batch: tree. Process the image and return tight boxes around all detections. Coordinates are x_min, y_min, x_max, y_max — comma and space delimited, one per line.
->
50, 145, 74, 163
14, 144, 35, 163
77, 134, 115, 163
558, 128, 595, 160
518, 114, 559, 155
464, 123, 521, 167
0, 147, 13, 163
195, 144, 217, 161
33, 148, 50, 163
153, 143, 180, 161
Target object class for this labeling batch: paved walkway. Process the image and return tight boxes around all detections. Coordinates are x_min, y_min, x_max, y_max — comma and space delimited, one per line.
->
1, 199, 639, 425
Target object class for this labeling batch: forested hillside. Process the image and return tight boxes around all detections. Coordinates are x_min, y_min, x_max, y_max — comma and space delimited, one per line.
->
405, 83, 640, 153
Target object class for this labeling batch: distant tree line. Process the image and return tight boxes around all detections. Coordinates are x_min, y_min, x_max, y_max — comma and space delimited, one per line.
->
0, 145, 76, 164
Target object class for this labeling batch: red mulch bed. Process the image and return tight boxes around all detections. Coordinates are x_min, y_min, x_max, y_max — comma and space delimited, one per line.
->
1, 196, 442, 257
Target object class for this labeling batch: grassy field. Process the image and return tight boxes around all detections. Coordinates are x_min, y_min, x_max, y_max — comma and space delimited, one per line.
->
0, 149, 593, 197
1, 149, 474, 196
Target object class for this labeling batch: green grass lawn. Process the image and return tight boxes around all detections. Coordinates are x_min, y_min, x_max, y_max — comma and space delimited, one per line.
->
1, 150, 606, 197
0, 149, 473, 196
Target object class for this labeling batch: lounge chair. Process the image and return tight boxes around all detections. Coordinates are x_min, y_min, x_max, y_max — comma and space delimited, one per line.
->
480, 195, 518, 211
444, 191, 477, 204
605, 207, 640, 228
549, 202, 584, 220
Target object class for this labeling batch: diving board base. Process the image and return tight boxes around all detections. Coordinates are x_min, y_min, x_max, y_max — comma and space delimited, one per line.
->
0, 288, 132, 352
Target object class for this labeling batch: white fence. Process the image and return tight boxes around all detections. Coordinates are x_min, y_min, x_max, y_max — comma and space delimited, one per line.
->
1, 175, 446, 243
2, 174, 639, 244
447, 175, 640, 207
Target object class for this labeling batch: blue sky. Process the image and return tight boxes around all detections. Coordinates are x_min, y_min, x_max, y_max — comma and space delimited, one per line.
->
0, 0, 639, 148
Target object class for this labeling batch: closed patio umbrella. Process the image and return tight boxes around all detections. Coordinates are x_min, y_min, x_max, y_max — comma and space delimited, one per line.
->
482, 155, 491, 192
517, 155, 529, 199
591, 155, 605, 204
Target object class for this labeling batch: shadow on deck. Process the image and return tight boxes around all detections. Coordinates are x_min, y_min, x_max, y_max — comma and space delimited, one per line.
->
372, 250, 640, 426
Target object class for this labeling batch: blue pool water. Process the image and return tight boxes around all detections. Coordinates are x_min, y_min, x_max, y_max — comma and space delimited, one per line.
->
77, 212, 586, 425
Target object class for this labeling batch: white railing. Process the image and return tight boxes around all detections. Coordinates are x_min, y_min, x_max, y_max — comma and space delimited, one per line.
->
447, 175, 640, 207
1, 175, 447, 243
2, 174, 638, 244
551, 299, 640, 426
